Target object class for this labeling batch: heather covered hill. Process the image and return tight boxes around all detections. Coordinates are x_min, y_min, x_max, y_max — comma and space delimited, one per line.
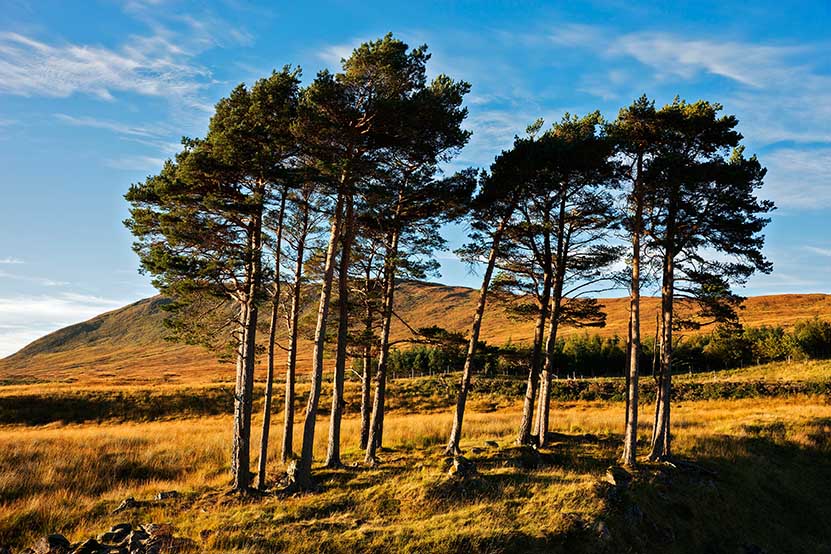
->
2, 281, 831, 384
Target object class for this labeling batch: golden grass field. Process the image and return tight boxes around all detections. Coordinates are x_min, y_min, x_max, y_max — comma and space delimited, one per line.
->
1, 361, 830, 553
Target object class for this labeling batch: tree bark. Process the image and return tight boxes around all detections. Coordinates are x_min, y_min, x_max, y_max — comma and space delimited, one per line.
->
256, 191, 286, 489
231, 202, 264, 492
294, 190, 345, 488
521, 236, 552, 445
521, 196, 566, 446
365, 227, 400, 463
281, 195, 309, 464
621, 168, 643, 467
649, 214, 675, 461
445, 208, 513, 455
359, 265, 374, 451
326, 195, 355, 467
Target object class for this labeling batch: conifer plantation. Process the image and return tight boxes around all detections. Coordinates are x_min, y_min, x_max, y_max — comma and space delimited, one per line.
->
7, 23, 831, 554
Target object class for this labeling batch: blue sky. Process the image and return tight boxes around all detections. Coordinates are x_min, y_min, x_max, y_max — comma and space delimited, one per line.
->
0, 0, 829, 356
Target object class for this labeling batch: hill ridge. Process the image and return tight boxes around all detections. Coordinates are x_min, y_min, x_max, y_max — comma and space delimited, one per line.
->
2, 281, 831, 384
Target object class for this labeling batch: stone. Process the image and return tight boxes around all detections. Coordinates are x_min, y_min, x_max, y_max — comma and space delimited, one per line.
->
485, 440, 499, 448
140, 524, 172, 539
98, 524, 131, 545
594, 520, 611, 542
604, 465, 633, 487
154, 491, 179, 501
31, 534, 71, 554
112, 497, 139, 514
71, 539, 101, 554
447, 456, 476, 479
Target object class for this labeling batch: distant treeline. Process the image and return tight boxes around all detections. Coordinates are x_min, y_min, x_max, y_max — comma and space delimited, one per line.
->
381, 317, 831, 378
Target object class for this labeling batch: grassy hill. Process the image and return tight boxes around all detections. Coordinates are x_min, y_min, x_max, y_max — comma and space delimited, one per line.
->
2, 281, 831, 384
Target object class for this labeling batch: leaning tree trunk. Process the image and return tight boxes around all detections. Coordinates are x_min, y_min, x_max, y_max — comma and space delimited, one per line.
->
294, 190, 345, 488
445, 209, 513, 455
621, 184, 643, 467
256, 191, 286, 489
649, 238, 675, 461
231, 206, 264, 492
365, 227, 400, 464
326, 196, 355, 467
281, 198, 309, 464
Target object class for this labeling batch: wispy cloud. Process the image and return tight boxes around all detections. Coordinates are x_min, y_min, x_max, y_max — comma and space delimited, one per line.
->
54, 113, 169, 138
0, 293, 125, 357
0, 31, 212, 103
804, 246, 831, 258
317, 41, 360, 68
106, 155, 166, 171
0, 258, 23, 264
0, 269, 68, 287
763, 148, 831, 209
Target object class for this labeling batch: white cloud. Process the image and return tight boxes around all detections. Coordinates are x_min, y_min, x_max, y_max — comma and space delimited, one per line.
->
0, 293, 125, 357
0, 258, 23, 264
763, 148, 831, 209
106, 154, 166, 171
804, 246, 831, 257
54, 113, 168, 138
317, 42, 358, 67
0, 31, 211, 103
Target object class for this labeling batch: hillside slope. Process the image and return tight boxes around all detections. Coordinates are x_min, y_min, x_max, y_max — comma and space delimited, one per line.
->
2, 281, 831, 384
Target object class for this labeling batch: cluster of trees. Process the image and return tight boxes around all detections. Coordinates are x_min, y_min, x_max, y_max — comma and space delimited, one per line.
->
125, 33, 772, 491
392, 316, 831, 381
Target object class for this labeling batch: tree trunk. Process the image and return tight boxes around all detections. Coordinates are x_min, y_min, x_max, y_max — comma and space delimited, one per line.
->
359, 265, 374, 451
294, 190, 345, 488
256, 191, 286, 490
281, 196, 308, 464
525, 234, 553, 442
649, 233, 675, 461
521, 196, 566, 446
326, 195, 355, 467
621, 178, 643, 467
231, 205, 264, 492
365, 227, 400, 463
445, 209, 513, 455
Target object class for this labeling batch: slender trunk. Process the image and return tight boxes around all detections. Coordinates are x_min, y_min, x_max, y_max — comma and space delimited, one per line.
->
231, 203, 264, 491
650, 312, 661, 445
281, 198, 308, 464
359, 265, 374, 451
256, 191, 286, 489
445, 208, 514, 455
365, 227, 400, 463
294, 189, 345, 488
326, 195, 355, 467
650, 225, 675, 461
621, 172, 643, 467
520, 197, 566, 446
528, 235, 553, 440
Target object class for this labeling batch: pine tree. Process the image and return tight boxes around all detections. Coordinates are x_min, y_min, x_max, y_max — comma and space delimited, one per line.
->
125, 68, 301, 491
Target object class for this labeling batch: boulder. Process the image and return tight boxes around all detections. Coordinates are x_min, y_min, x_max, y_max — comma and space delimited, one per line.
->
98, 524, 131, 544
112, 497, 139, 514
604, 465, 633, 488
447, 456, 476, 479
31, 534, 71, 554
70, 539, 101, 554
